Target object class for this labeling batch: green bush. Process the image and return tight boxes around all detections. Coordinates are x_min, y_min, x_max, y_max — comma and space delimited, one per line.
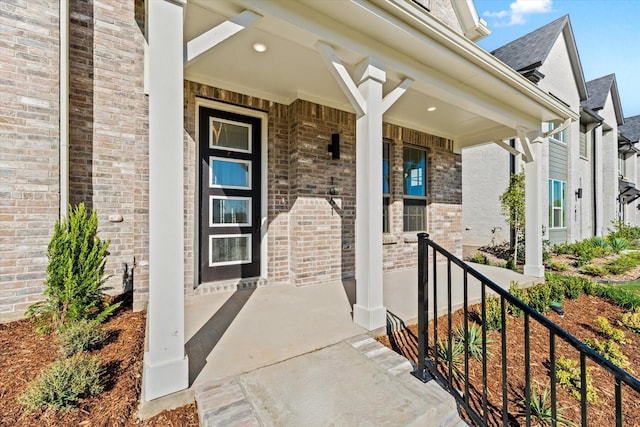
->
595, 285, 640, 310
546, 260, 568, 272
619, 310, 640, 334
528, 284, 552, 314
58, 320, 107, 357
585, 338, 631, 372
580, 264, 608, 277
590, 236, 610, 248
608, 220, 640, 241
555, 356, 598, 404
595, 316, 627, 344
26, 203, 120, 333
470, 252, 491, 265
507, 282, 529, 318
454, 322, 494, 361
18, 354, 103, 411
564, 276, 585, 300
608, 237, 630, 253
524, 382, 577, 427
604, 255, 637, 275
437, 337, 464, 378
483, 296, 506, 331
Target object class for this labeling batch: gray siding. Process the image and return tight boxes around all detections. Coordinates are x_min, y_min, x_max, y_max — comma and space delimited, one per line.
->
549, 140, 567, 244
549, 140, 568, 181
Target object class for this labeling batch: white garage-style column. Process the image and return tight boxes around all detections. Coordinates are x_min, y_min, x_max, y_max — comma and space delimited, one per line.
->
317, 42, 411, 330
143, 0, 188, 401
523, 135, 546, 277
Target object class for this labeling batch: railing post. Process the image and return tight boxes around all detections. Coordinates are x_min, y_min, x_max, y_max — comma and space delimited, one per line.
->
413, 232, 430, 382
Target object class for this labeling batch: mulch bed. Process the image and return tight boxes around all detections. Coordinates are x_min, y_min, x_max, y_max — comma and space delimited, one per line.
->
379, 294, 640, 426
0, 293, 198, 427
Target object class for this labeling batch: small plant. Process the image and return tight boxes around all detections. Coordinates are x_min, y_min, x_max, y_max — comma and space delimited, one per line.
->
528, 284, 552, 314
585, 338, 632, 371
619, 309, 640, 334
609, 237, 630, 253
454, 322, 494, 361
26, 203, 120, 333
590, 236, 610, 248
564, 277, 585, 300
470, 252, 491, 265
522, 382, 577, 427
555, 356, 598, 404
18, 354, 103, 411
546, 260, 568, 272
595, 316, 627, 344
483, 296, 506, 331
604, 255, 637, 275
580, 264, 608, 277
608, 220, 640, 241
507, 281, 529, 317
58, 320, 107, 357
437, 337, 464, 378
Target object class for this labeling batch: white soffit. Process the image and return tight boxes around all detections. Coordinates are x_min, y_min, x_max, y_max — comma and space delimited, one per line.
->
185, 0, 573, 145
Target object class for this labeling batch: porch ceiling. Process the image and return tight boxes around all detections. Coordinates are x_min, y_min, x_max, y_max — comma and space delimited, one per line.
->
185, 0, 574, 150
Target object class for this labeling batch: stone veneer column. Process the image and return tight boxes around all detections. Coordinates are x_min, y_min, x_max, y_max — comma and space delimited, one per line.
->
143, 0, 188, 401
353, 59, 387, 330
524, 139, 545, 277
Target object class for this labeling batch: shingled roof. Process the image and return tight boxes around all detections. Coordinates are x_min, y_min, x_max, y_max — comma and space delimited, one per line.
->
491, 15, 587, 100
620, 115, 640, 143
582, 74, 624, 126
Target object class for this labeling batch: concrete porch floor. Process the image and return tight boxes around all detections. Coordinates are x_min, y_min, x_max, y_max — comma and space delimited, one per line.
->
140, 263, 542, 422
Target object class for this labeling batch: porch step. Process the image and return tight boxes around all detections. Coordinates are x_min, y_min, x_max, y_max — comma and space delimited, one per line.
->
195, 335, 467, 427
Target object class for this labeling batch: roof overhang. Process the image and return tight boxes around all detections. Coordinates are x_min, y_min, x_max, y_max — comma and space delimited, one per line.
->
184, 0, 576, 151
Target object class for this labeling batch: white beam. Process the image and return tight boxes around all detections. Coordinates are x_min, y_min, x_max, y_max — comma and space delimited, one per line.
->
144, 0, 188, 401
381, 78, 413, 113
315, 41, 366, 117
185, 10, 262, 65
543, 118, 571, 139
516, 126, 534, 163
492, 140, 521, 158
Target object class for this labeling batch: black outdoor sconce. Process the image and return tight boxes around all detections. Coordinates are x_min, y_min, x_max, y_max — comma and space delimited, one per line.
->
328, 133, 340, 159
575, 188, 583, 199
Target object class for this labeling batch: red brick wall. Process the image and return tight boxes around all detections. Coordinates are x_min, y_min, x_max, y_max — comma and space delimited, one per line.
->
0, 0, 60, 318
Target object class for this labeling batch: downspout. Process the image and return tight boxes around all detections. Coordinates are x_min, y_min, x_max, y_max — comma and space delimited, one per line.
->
509, 138, 516, 249
591, 122, 602, 235
60, 0, 70, 220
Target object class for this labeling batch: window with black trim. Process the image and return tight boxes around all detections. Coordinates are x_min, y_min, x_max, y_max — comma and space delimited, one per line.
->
403, 146, 426, 232
383, 140, 391, 233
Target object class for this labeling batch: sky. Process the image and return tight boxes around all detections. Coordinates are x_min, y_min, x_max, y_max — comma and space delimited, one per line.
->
473, 0, 640, 118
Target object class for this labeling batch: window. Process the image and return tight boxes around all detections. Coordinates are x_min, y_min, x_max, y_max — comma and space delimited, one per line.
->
579, 132, 588, 159
548, 179, 566, 228
619, 153, 627, 177
383, 140, 391, 233
403, 146, 426, 231
547, 122, 566, 143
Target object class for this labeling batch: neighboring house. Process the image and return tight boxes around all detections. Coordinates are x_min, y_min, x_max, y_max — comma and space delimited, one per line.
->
619, 115, 640, 225
1, 0, 574, 401
580, 74, 626, 237
463, 16, 627, 249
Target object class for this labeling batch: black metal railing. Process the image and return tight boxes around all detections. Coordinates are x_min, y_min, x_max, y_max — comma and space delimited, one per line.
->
411, 233, 640, 427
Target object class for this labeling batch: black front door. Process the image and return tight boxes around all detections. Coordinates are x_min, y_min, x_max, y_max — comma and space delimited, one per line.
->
199, 106, 261, 283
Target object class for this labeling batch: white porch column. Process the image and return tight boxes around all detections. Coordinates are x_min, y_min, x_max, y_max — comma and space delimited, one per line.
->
143, 0, 188, 401
353, 59, 387, 330
524, 138, 545, 277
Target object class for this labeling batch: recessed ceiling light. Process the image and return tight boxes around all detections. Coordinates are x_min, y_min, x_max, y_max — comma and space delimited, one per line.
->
252, 43, 268, 53
427, 107, 437, 112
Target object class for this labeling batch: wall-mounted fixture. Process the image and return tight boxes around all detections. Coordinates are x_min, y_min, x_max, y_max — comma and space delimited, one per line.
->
328, 133, 340, 159
575, 188, 583, 199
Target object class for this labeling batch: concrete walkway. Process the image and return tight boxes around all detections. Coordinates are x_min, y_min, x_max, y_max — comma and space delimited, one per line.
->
140, 263, 541, 423
195, 335, 468, 427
